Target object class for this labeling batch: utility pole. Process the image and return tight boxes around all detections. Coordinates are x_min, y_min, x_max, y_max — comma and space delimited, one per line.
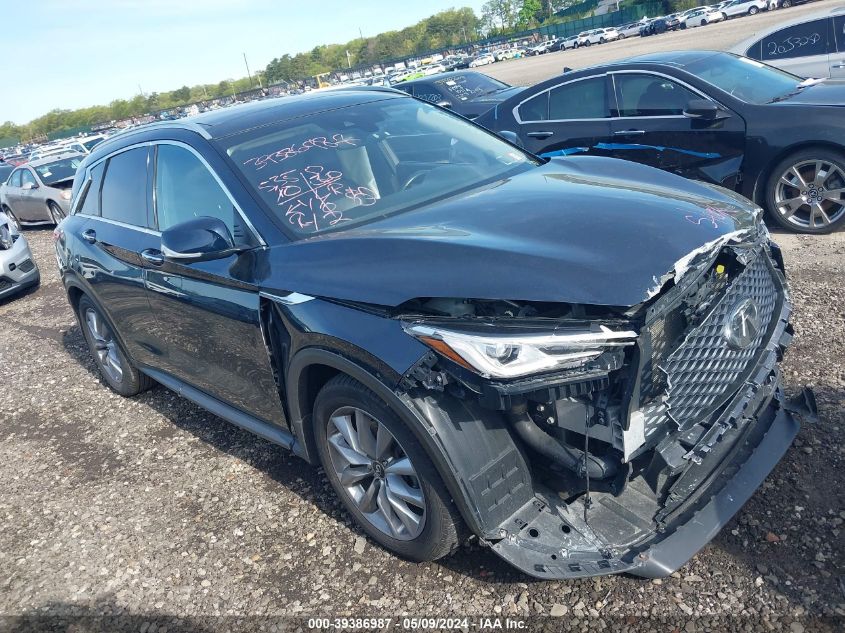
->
346, 50, 352, 68
138, 84, 144, 98
243, 52, 255, 88
359, 26, 364, 40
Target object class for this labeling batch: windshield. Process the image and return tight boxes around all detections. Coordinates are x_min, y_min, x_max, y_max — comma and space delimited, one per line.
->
433, 73, 509, 101
83, 137, 104, 151
222, 97, 536, 238
685, 53, 802, 104
33, 156, 83, 185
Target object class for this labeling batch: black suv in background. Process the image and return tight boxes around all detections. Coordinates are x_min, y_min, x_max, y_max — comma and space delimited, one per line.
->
56, 89, 802, 579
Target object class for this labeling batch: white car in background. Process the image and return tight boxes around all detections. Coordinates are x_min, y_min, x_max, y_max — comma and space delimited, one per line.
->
577, 27, 619, 46
731, 5, 845, 78
556, 34, 581, 50
683, 6, 727, 27
469, 53, 495, 68
721, 0, 768, 18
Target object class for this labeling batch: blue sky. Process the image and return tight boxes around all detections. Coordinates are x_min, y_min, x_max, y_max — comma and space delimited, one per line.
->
5, 0, 486, 124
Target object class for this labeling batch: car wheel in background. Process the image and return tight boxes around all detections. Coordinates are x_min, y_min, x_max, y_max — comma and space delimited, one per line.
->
77, 295, 154, 396
748, 6, 759, 14
1, 205, 20, 232
766, 148, 845, 233
722, 12, 728, 19
47, 201, 65, 225
781, 0, 791, 6
313, 374, 463, 562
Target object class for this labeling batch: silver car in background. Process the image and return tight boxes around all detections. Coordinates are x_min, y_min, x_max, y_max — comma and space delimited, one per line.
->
0, 210, 39, 301
0, 152, 83, 228
731, 5, 845, 78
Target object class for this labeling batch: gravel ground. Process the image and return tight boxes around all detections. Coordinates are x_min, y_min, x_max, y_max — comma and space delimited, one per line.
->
0, 225, 842, 632
2, 7, 845, 626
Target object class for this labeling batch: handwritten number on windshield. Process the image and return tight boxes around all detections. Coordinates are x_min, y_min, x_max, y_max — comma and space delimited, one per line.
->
258, 164, 376, 232
243, 134, 359, 170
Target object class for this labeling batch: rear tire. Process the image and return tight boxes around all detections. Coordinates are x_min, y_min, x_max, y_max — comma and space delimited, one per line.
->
748, 6, 759, 14
313, 374, 463, 562
77, 295, 154, 396
765, 147, 845, 234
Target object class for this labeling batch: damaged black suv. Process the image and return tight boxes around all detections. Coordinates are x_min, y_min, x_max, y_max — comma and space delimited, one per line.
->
55, 89, 804, 578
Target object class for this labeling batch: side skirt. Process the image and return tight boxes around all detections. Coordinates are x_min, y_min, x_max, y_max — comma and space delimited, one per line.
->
140, 366, 304, 457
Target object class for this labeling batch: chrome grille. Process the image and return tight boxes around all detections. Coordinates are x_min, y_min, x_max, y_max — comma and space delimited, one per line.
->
642, 251, 779, 433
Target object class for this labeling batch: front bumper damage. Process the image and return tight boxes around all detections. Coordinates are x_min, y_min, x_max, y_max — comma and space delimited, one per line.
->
403, 241, 808, 579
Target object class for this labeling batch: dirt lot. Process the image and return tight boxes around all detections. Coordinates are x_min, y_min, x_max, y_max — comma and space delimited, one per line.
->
2, 6, 845, 628
1, 229, 843, 631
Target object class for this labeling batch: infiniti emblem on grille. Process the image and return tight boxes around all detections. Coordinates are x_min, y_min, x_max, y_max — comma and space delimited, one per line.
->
724, 298, 761, 350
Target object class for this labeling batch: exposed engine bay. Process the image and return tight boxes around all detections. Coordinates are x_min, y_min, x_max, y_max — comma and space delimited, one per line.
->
395, 235, 811, 578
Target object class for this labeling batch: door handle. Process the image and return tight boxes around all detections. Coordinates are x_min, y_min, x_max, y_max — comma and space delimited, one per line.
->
526, 131, 555, 139
613, 129, 646, 136
140, 249, 164, 266
82, 229, 97, 244
832, 63, 845, 69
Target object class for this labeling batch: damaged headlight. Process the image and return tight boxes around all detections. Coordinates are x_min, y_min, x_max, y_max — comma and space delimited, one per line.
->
404, 322, 637, 379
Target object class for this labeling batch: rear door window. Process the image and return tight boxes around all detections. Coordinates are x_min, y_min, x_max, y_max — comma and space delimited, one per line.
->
548, 76, 609, 120
100, 147, 150, 227
759, 19, 832, 61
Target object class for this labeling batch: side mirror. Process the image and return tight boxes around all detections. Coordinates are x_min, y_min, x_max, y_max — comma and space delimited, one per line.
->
161, 216, 237, 262
498, 130, 525, 149
21, 182, 37, 190
683, 99, 720, 120
435, 100, 453, 110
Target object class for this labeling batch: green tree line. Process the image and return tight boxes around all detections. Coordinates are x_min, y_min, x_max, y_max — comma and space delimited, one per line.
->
2, 2, 565, 146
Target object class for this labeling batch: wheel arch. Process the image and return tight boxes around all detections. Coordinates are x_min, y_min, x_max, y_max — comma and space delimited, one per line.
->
285, 347, 531, 538
751, 141, 845, 207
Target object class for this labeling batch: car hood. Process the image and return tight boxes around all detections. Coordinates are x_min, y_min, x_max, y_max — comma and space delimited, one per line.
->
776, 80, 845, 106
261, 156, 760, 308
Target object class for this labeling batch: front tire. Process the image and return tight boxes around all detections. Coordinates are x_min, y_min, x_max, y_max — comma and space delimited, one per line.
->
47, 201, 65, 225
314, 374, 462, 562
749, 6, 759, 14
765, 147, 845, 233
1, 205, 21, 232
77, 295, 154, 396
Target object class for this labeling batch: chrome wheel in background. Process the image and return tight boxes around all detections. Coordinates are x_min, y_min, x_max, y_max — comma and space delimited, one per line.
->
774, 159, 845, 231
84, 307, 124, 384
326, 406, 426, 540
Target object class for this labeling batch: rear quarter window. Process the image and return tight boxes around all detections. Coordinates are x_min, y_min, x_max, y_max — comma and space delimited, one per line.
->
76, 162, 105, 216
759, 19, 832, 61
